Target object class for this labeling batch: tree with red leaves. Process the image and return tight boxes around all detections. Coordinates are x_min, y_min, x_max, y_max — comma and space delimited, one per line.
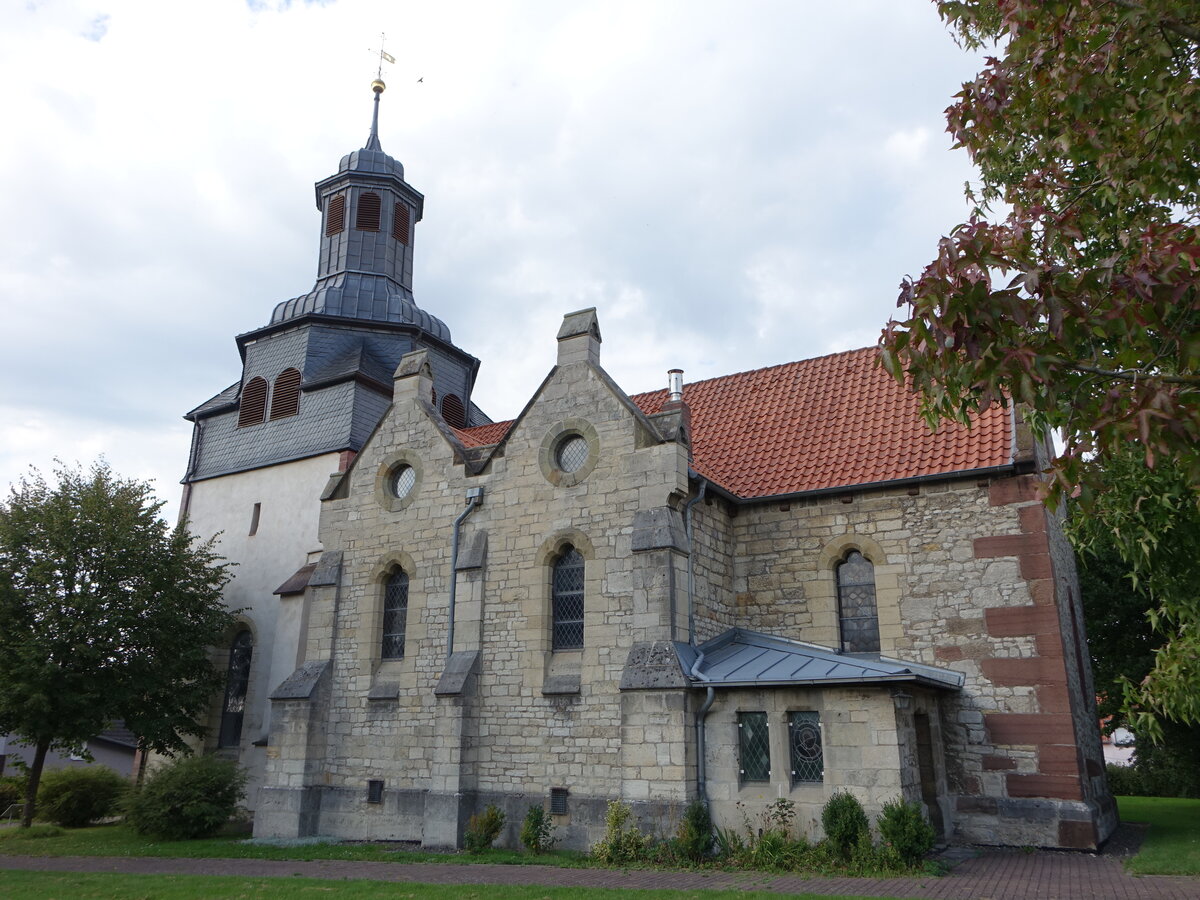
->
882, 1, 1199, 736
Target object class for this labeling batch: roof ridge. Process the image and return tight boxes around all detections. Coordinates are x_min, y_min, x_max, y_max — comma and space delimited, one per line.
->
629, 345, 879, 399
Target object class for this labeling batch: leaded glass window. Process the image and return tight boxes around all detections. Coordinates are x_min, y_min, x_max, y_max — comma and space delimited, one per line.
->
556, 435, 589, 474
382, 569, 409, 659
552, 546, 584, 650
737, 711, 770, 783
218, 630, 253, 748
837, 550, 880, 653
788, 711, 823, 784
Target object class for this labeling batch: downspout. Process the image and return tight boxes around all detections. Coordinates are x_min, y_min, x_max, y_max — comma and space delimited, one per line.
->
447, 487, 484, 665
683, 473, 713, 805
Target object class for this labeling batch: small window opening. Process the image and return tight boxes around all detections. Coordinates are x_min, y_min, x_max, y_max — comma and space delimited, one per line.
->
356, 191, 381, 231
248, 502, 261, 536
556, 435, 589, 474
382, 568, 409, 659
551, 546, 584, 650
393, 201, 410, 245
270, 368, 301, 420
441, 393, 466, 429
218, 630, 253, 748
237, 377, 268, 427
367, 779, 384, 803
837, 550, 880, 653
325, 194, 345, 235
788, 711, 824, 784
738, 711, 770, 783
549, 788, 569, 815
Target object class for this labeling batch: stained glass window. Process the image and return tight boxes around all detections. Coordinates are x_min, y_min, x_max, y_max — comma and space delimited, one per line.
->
382, 569, 409, 659
738, 711, 770, 783
788, 711, 823, 784
218, 630, 253, 748
837, 550, 880, 653
552, 546, 584, 650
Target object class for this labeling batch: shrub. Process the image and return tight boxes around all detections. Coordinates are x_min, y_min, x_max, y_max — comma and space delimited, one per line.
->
125, 755, 245, 840
36, 765, 129, 828
0, 775, 26, 814
464, 803, 505, 853
877, 797, 936, 866
591, 799, 650, 864
520, 803, 556, 854
821, 791, 869, 859
676, 800, 713, 862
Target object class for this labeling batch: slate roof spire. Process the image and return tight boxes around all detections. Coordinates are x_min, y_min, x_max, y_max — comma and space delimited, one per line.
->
366, 78, 385, 151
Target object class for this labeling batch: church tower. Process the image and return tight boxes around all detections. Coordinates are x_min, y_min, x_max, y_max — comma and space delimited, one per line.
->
178, 82, 484, 803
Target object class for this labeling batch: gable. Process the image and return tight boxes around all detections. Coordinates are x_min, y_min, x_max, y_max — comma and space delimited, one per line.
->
456, 346, 1014, 498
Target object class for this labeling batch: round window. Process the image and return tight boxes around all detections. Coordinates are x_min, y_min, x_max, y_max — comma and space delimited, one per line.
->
389, 464, 416, 499
556, 435, 589, 474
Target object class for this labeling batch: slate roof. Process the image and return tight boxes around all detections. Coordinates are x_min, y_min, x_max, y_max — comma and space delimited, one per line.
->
676, 629, 963, 690
452, 346, 1014, 498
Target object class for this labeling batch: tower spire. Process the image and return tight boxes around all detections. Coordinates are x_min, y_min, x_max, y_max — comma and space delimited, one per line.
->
366, 32, 393, 151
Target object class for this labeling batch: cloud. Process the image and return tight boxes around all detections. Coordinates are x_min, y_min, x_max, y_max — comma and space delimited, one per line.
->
0, 0, 988, 519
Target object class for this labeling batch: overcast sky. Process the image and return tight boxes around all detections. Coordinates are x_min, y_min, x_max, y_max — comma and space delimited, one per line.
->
0, 0, 988, 523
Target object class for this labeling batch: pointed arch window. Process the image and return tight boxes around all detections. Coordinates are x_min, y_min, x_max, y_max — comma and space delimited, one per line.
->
269, 368, 301, 420
356, 191, 381, 231
552, 546, 585, 650
837, 550, 880, 653
393, 201, 410, 245
218, 630, 253, 748
325, 194, 345, 235
382, 568, 409, 660
237, 377, 268, 427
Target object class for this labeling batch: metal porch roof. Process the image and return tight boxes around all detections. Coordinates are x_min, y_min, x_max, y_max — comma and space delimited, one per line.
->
676, 628, 964, 690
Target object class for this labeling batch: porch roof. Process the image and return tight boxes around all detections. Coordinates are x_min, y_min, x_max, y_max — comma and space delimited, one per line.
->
676, 629, 964, 691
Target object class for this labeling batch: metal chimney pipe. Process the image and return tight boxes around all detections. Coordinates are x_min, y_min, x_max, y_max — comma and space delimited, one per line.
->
668, 369, 684, 403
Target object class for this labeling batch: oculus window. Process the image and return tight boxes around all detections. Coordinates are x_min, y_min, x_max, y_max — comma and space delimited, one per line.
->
389, 465, 416, 500
555, 435, 589, 474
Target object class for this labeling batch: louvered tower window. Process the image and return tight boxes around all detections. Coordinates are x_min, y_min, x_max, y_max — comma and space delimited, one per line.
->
552, 546, 584, 650
270, 368, 301, 420
837, 550, 880, 653
393, 201, 410, 245
325, 194, 345, 235
237, 377, 268, 427
356, 191, 381, 231
441, 393, 466, 429
218, 630, 253, 748
382, 568, 409, 659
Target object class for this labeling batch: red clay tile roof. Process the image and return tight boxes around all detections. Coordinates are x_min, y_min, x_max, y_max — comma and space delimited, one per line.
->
453, 421, 512, 448
452, 346, 1013, 498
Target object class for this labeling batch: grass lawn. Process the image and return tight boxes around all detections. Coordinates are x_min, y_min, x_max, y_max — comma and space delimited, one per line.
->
1116, 795, 1200, 876
0, 871, 888, 900
0, 822, 588, 866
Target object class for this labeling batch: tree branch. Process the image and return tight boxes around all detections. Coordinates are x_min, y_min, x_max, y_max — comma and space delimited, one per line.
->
1068, 362, 1200, 385
1107, 0, 1200, 44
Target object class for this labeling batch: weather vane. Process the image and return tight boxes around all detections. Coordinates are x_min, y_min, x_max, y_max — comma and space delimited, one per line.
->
371, 32, 395, 83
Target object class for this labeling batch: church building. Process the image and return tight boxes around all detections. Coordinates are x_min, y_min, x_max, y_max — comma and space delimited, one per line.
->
180, 83, 1116, 852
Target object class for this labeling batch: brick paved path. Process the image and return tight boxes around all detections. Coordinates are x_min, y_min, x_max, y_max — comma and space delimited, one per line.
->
3, 850, 1199, 899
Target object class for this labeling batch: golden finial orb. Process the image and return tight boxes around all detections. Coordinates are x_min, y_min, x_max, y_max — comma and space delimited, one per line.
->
371, 78, 386, 95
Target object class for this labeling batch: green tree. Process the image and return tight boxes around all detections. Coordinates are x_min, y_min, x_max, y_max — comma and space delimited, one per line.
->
0, 462, 234, 827
1070, 449, 1200, 740
881, 1, 1199, 725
